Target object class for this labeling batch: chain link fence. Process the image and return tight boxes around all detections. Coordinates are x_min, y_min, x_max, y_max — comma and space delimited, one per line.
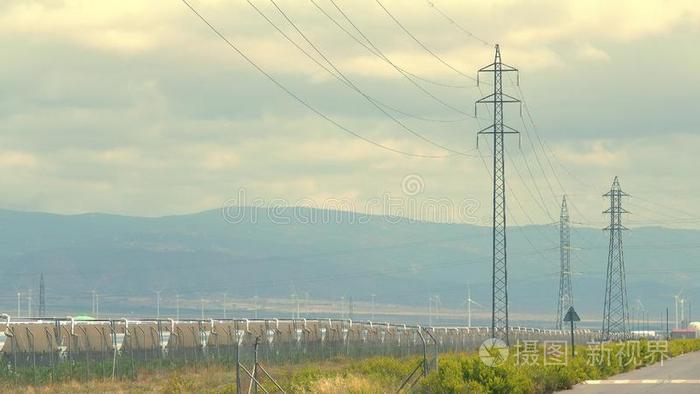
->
0, 317, 599, 385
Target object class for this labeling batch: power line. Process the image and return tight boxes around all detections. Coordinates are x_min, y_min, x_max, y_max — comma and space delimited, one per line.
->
179, 0, 449, 159
425, 1, 491, 46
323, 0, 480, 117
628, 196, 697, 220
509, 151, 555, 221
311, 0, 477, 90
257, 0, 476, 157
481, 142, 557, 248
375, 0, 478, 82
541, 139, 595, 189
257, 0, 477, 125
508, 75, 593, 224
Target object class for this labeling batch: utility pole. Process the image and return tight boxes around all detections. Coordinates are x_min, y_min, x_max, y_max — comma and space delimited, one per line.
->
95, 293, 99, 319
27, 290, 33, 318
435, 295, 441, 324
296, 296, 300, 319
555, 196, 573, 330
290, 293, 299, 319
155, 291, 161, 319
601, 177, 630, 340
674, 295, 680, 329
476, 44, 520, 346
200, 298, 205, 320
465, 287, 473, 328
223, 292, 227, 319
253, 295, 259, 319
680, 298, 686, 328
17, 292, 21, 318
428, 295, 433, 326
39, 274, 46, 317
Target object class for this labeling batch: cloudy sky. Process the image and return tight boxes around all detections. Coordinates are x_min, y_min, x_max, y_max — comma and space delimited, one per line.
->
1, 0, 698, 228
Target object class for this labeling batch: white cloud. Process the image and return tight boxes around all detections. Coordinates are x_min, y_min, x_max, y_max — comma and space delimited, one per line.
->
0, 151, 39, 167
575, 43, 610, 62
0, 0, 697, 228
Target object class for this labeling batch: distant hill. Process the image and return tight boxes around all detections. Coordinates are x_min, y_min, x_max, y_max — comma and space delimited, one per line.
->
0, 207, 697, 321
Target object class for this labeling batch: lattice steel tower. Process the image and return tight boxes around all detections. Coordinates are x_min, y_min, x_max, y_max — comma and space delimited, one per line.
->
476, 45, 520, 345
555, 196, 573, 329
39, 273, 46, 316
601, 177, 630, 340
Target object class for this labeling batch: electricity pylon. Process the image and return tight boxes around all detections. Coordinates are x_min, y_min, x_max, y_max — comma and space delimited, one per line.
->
555, 196, 573, 329
476, 44, 520, 345
601, 176, 630, 340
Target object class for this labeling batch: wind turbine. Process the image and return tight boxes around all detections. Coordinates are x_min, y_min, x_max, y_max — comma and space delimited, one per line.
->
680, 297, 686, 328
154, 290, 162, 319
290, 293, 299, 319
633, 299, 646, 333
175, 294, 180, 320
428, 294, 441, 326
463, 287, 484, 328
673, 288, 685, 329
434, 295, 441, 324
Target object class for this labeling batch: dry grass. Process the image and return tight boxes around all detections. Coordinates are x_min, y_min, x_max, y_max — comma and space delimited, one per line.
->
2, 359, 372, 393
309, 374, 386, 393
3, 364, 237, 394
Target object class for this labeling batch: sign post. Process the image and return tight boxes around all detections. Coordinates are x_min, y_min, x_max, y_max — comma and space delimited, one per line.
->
563, 306, 581, 357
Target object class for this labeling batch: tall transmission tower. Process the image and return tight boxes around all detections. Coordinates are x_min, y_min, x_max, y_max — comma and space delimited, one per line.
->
555, 196, 573, 329
39, 273, 46, 316
601, 176, 630, 340
476, 44, 520, 345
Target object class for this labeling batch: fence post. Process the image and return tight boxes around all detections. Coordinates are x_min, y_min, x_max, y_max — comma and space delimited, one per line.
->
423, 328, 439, 374
416, 327, 428, 377
253, 336, 260, 394
235, 320, 241, 394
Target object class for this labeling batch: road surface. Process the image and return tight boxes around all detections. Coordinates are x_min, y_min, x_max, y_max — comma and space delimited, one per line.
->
564, 350, 700, 393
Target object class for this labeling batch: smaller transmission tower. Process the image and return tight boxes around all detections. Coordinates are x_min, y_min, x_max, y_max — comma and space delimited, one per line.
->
39, 273, 46, 316
601, 177, 630, 340
555, 196, 573, 329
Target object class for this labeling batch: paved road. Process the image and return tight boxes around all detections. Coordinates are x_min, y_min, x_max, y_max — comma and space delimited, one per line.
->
563, 350, 700, 393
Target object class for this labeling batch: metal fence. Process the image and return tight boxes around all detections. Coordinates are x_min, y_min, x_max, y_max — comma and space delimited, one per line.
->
0, 315, 599, 385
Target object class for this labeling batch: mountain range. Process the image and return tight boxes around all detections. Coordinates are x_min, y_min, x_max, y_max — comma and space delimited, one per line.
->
0, 207, 697, 325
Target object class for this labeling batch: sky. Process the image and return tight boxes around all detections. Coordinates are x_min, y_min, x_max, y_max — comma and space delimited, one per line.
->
0, 0, 698, 228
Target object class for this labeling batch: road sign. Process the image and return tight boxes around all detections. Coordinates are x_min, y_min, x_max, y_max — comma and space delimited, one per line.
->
564, 306, 580, 322
563, 306, 580, 357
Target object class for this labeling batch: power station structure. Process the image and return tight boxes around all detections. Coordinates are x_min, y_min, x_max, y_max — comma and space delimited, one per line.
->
476, 44, 520, 345
555, 196, 573, 329
601, 176, 630, 340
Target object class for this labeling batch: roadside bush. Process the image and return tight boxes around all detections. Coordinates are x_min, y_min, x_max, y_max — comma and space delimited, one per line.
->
417, 338, 700, 394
